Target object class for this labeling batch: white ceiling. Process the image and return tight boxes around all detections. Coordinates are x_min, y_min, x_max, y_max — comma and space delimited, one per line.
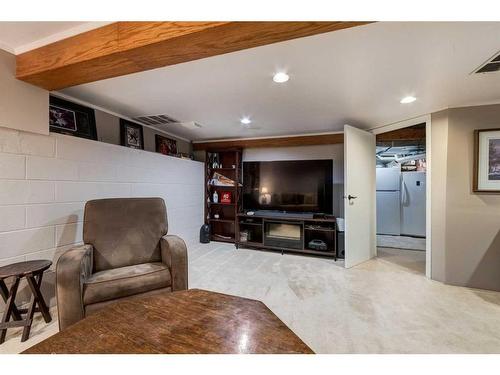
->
0, 22, 110, 54
10, 22, 500, 141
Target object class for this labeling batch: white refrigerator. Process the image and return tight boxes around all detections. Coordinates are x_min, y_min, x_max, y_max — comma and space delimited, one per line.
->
376, 167, 401, 235
401, 171, 426, 237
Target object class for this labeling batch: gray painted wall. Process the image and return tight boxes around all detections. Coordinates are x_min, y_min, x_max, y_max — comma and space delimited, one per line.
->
0, 49, 48, 135
445, 104, 500, 290
94, 108, 192, 154
431, 104, 500, 291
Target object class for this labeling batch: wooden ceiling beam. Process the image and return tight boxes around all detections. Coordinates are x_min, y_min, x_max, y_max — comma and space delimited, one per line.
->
375, 125, 426, 142
16, 21, 370, 91
193, 133, 344, 151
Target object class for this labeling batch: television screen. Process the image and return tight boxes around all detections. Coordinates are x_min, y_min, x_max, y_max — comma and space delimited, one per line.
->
243, 159, 333, 213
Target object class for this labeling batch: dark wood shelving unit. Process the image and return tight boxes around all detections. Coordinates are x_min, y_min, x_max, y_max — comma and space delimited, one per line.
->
236, 213, 337, 259
205, 149, 242, 243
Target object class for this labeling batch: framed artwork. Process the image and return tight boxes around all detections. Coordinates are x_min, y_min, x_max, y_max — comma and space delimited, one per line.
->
155, 134, 177, 156
474, 128, 500, 192
120, 119, 144, 150
49, 96, 97, 140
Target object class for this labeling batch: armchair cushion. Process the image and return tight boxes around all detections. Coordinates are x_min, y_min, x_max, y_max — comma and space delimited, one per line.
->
82, 262, 171, 305
83, 198, 167, 272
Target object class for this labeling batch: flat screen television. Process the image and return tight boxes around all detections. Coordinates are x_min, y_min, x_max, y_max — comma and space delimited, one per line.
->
243, 159, 333, 214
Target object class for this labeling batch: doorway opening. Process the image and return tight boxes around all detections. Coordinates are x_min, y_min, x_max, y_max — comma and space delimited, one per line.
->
375, 123, 427, 275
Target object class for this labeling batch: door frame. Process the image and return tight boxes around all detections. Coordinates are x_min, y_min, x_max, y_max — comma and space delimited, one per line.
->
370, 115, 432, 278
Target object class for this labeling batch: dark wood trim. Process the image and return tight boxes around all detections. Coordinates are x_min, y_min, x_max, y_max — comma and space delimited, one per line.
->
473, 129, 480, 192
193, 133, 344, 151
376, 125, 426, 142
16, 21, 370, 90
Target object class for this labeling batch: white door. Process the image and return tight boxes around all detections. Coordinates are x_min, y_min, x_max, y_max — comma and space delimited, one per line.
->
344, 125, 377, 268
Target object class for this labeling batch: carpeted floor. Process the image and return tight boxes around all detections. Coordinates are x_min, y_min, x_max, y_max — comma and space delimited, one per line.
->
2, 242, 500, 354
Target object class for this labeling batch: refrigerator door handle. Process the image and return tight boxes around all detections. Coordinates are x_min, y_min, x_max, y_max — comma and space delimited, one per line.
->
401, 179, 407, 206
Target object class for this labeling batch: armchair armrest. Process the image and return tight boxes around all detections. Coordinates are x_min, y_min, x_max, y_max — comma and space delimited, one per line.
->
160, 235, 188, 291
56, 244, 93, 331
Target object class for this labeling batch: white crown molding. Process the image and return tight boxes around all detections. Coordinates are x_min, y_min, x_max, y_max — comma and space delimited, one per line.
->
14, 22, 113, 55
370, 114, 431, 135
51, 91, 192, 143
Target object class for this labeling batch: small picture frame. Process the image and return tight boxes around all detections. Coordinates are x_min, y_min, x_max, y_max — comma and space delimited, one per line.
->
49, 96, 97, 140
155, 134, 177, 156
49, 105, 77, 132
120, 119, 144, 150
474, 128, 500, 193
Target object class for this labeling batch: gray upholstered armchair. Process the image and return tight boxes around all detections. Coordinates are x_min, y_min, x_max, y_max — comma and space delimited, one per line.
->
56, 197, 188, 331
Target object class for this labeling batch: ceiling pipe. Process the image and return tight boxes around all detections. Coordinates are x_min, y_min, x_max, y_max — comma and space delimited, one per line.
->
376, 153, 426, 164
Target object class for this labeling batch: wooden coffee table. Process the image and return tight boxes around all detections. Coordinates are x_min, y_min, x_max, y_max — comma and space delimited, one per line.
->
23, 289, 313, 354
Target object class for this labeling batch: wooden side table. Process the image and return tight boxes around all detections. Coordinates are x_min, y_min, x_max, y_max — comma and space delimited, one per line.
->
0, 260, 52, 344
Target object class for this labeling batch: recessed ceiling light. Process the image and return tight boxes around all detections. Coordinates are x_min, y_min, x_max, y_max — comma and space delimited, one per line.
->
240, 117, 251, 125
400, 96, 417, 104
273, 72, 289, 83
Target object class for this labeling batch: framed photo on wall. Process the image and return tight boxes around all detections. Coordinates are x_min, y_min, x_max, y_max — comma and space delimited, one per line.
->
49, 96, 97, 140
474, 128, 500, 192
155, 134, 177, 156
120, 119, 144, 150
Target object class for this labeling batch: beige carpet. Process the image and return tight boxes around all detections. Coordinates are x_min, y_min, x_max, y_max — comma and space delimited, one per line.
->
2, 243, 500, 353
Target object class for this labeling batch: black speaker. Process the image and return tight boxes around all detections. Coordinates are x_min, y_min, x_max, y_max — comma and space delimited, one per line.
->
337, 231, 345, 259
199, 224, 210, 243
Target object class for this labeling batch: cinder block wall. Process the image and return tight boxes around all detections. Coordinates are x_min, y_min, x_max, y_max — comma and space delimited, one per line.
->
0, 126, 204, 311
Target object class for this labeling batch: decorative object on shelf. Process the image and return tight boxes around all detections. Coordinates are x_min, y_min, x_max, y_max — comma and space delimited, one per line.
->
308, 239, 328, 251
213, 190, 219, 203
210, 172, 240, 186
474, 128, 500, 192
240, 230, 249, 242
49, 95, 97, 140
214, 234, 232, 240
120, 119, 144, 149
221, 191, 232, 204
209, 152, 220, 169
155, 134, 177, 156
213, 208, 223, 220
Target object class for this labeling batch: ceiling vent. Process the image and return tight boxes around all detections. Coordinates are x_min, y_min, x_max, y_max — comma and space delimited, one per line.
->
474, 51, 500, 74
132, 114, 202, 132
132, 114, 179, 126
